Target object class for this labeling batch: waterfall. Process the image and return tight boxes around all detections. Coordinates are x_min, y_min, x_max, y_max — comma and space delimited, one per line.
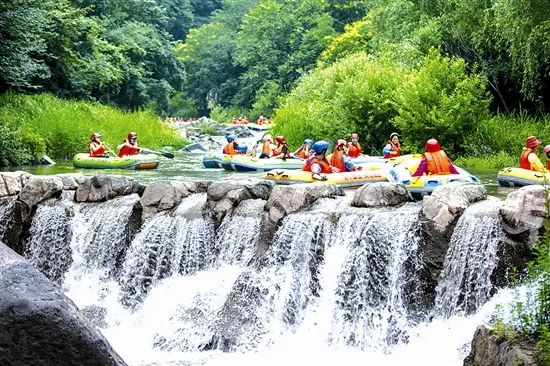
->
0, 197, 15, 238
433, 198, 506, 317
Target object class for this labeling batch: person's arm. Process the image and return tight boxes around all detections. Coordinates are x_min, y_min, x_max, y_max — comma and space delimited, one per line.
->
411, 157, 427, 177
343, 155, 358, 171
311, 162, 327, 181
528, 153, 545, 172
382, 143, 392, 156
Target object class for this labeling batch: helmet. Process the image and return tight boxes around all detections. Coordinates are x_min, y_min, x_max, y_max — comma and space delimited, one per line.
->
335, 139, 348, 148
425, 139, 441, 153
128, 132, 138, 139
90, 132, 101, 140
312, 140, 329, 154
390, 132, 399, 140
304, 139, 314, 146
263, 135, 272, 142
525, 136, 542, 149
275, 136, 286, 144
226, 134, 236, 143
543, 144, 550, 154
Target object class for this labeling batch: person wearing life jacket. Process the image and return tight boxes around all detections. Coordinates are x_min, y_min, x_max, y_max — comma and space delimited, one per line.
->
303, 141, 339, 180
222, 134, 243, 155
519, 136, 545, 172
347, 133, 362, 158
412, 139, 460, 177
383, 132, 401, 159
330, 139, 360, 172
117, 132, 141, 157
271, 136, 291, 159
293, 139, 314, 159
258, 135, 273, 159
88, 133, 107, 157
544, 144, 550, 170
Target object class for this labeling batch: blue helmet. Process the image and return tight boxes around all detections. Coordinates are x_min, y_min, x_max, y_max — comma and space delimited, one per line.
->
304, 139, 314, 146
226, 134, 235, 143
312, 140, 329, 154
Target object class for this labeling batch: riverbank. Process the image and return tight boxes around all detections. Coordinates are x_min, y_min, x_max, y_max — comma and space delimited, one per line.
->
0, 93, 186, 166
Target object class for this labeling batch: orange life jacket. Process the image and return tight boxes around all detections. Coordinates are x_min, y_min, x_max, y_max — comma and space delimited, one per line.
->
547, 159, 550, 170
330, 150, 346, 172
303, 156, 332, 173
118, 140, 140, 157
347, 143, 361, 158
272, 143, 290, 158
424, 150, 452, 175
383, 141, 401, 159
261, 141, 271, 155
88, 142, 106, 157
519, 148, 532, 170
223, 142, 238, 155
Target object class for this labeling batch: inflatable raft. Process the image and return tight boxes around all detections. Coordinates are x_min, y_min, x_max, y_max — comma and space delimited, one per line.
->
246, 123, 272, 131
202, 152, 223, 168
221, 155, 304, 172
388, 163, 480, 197
497, 167, 550, 188
72, 153, 159, 170
265, 168, 388, 188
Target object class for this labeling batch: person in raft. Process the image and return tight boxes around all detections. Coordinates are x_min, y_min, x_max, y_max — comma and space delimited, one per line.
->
520, 136, 545, 172
412, 139, 460, 177
222, 134, 244, 155
258, 135, 273, 159
382, 132, 401, 159
271, 136, 291, 159
544, 145, 550, 170
293, 139, 314, 159
88, 133, 108, 157
117, 132, 142, 157
347, 133, 362, 158
330, 139, 361, 172
303, 140, 339, 181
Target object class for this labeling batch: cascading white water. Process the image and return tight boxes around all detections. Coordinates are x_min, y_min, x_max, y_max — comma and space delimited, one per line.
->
0, 197, 15, 238
433, 198, 506, 318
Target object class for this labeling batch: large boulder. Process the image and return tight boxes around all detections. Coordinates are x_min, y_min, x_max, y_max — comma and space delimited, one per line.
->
205, 180, 273, 227
57, 173, 87, 190
0, 243, 127, 366
17, 175, 63, 209
463, 325, 536, 366
0, 171, 30, 198
75, 175, 144, 203
351, 182, 412, 207
140, 180, 211, 220
499, 185, 547, 237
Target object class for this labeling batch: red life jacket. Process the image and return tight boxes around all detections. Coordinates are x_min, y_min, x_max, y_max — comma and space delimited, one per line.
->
330, 150, 346, 172
303, 156, 332, 173
223, 142, 238, 155
425, 150, 451, 175
272, 143, 290, 158
295, 146, 310, 159
383, 141, 401, 159
519, 148, 532, 170
88, 142, 106, 157
118, 140, 140, 157
347, 143, 362, 158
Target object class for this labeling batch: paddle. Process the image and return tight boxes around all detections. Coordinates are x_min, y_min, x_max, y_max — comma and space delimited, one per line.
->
140, 147, 174, 159
102, 143, 118, 157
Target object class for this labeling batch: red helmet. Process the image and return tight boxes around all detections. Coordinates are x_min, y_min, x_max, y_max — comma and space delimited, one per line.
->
90, 132, 101, 140
275, 136, 286, 144
543, 144, 550, 154
425, 139, 441, 153
128, 132, 138, 140
525, 136, 541, 149
336, 139, 348, 148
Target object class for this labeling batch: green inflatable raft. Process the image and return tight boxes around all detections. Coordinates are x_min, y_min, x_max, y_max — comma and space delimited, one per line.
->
72, 153, 160, 170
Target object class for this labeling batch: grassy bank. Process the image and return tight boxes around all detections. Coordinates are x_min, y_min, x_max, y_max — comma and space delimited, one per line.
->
0, 93, 186, 166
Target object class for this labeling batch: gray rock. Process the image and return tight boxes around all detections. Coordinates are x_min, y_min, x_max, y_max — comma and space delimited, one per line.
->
463, 325, 536, 366
140, 180, 211, 220
499, 185, 547, 237
351, 182, 412, 207
0, 243, 127, 366
75, 175, 144, 202
205, 180, 274, 227
57, 173, 86, 190
0, 171, 29, 197
18, 176, 63, 208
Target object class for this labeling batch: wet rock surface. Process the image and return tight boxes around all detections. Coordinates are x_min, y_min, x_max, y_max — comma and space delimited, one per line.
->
75, 175, 144, 203
351, 182, 412, 207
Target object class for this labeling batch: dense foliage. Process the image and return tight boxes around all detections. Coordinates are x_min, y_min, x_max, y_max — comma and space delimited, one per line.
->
0, 94, 184, 165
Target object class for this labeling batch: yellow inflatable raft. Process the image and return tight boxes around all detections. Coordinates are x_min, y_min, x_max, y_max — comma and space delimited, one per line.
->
497, 167, 550, 187
265, 169, 388, 188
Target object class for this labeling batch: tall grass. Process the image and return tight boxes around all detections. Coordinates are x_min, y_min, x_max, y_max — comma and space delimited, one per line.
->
0, 93, 186, 163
